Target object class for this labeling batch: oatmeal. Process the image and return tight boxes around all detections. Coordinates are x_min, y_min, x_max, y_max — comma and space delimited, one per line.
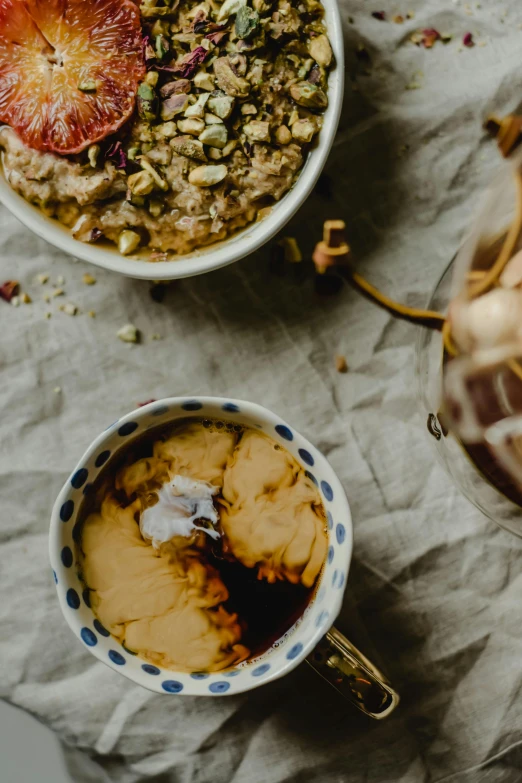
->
0, 0, 333, 258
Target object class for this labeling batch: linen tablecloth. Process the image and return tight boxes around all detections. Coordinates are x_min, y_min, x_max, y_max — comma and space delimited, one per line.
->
3, 1, 522, 780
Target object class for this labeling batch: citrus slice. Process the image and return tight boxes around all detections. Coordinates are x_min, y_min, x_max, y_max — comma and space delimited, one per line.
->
0, 0, 145, 154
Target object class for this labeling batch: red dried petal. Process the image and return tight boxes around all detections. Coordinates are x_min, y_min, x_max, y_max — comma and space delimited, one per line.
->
0, 280, 19, 302
172, 46, 209, 79
206, 29, 228, 45
463, 32, 474, 47
138, 398, 157, 407
371, 11, 385, 20
422, 28, 440, 48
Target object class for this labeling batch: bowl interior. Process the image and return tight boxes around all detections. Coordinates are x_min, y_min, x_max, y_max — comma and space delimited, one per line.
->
50, 397, 352, 695
0, 0, 344, 280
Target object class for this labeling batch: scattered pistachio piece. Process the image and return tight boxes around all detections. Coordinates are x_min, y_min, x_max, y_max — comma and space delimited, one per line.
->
45, 312, 52, 319
213, 58, 250, 98
128, 170, 156, 195
291, 117, 316, 143
199, 123, 228, 148
243, 120, 270, 142
185, 93, 210, 118
188, 164, 228, 187
221, 139, 238, 157
170, 135, 208, 161
178, 117, 206, 135
207, 94, 235, 119
205, 113, 224, 125
194, 71, 215, 91
275, 124, 292, 144
117, 323, 140, 343
20, 292, 32, 304
118, 230, 141, 255
208, 147, 223, 160
140, 158, 169, 191
61, 302, 78, 316
290, 81, 328, 110
82, 273, 96, 285
37, 273, 49, 284
11, 295, 20, 307
52, 288, 65, 297
308, 34, 332, 67
149, 198, 165, 217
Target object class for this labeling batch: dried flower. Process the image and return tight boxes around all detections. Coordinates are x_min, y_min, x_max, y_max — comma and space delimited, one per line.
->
335, 355, 348, 373
0, 280, 19, 302
105, 140, 128, 169
463, 32, 474, 47
172, 46, 209, 79
89, 228, 103, 243
371, 11, 385, 21
422, 28, 440, 48
138, 398, 157, 407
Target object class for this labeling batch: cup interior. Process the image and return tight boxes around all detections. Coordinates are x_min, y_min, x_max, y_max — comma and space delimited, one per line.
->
49, 397, 352, 695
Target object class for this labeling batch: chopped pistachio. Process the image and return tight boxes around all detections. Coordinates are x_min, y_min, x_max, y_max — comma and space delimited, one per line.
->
88, 145, 100, 167
208, 147, 223, 160
170, 136, 208, 161
61, 302, 78, 315
298, 58, 314, 79
289, 81, 328, 110
149, 198, 165, 217
52, 288, 64, 297
205, 112, 224, 124
37, 273, 49, 284
137, 82, 158, 122
10, 296, 20, 307
243, 120, 270, 142
178, 117, 206, 135
184, 93, 210, 118
128, 170, 155, 195
308, 34, 332, 67
288, 109, 299, 126
207, 94, 235, 119
155, 121, 178, 138
161, 92, 189, 120
127, 145, 141, 160
241, 103, 258, 115
275, 124, 292, 144
140, 158, 169, 191
253, 0, 271, 10
291, 117, 316, 143
213, 57, 250, 98
188, 164, 227, 187
235, 6, 259, 38
199, 124, 228, 148
20, 292, 32, 304
193, 71, 215, 91
217, 0, 246, 22
117, 323, 140, 343
221, 139, 239, 156
118, 230, 141, 255
151, 19, 170, 35
145, 70, 159, 87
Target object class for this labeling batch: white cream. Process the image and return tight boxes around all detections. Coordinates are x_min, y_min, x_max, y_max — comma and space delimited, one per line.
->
140, 475, 220, 547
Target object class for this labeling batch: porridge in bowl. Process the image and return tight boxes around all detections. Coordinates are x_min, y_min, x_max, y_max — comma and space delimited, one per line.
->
0, 0, 333, 260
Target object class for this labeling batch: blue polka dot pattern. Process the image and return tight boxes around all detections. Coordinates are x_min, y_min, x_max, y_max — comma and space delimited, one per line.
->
315, 610, 329, 629
305, 470, 318, 486
321, 481, 334, 502
222, 402, 240, 413
95, 450, 111, 468
332, 569, 338, 587
209, 681, 230, 693
81, 628, 97, 646
71, 468, 88, 489
317, 585, 326, 603
82, 588, 91, 608
53, 570, 58, 584
162, 680, 184, 693
61, 546, 73, 568
152, 405, 169, 416
275, 424, 293, 441
93, 619, 110, 637
181, 400, 203, 411
190, 672, 209, 680
298, 448, 314, 466
66, 588, 80, 609
83, 483, 94, 497
327, 511, 333, 530
224, 669, 241, 677
252, 663, 270, 677
336, 524, 346, 545
337, 573, 345, 590
60, 500, 74, 522
327, 545, 334, 564
108, 650, 126, 665
118, 421, 138, 437
142, 664, 160, 675
286, 642, 303, 660
72, 520, 82, 543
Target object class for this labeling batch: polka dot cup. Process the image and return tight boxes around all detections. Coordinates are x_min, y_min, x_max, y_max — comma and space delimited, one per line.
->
50, 397, 398, 716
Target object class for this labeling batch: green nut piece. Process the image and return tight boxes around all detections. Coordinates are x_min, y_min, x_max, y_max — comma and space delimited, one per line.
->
235, 6, 259, 39
127, 170, 155, 196
289, 81, 328, 111
137, 82, 158, 122
118, 230, 141, 255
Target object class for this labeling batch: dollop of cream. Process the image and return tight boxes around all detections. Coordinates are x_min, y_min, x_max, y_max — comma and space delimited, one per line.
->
140, 474, 220, 547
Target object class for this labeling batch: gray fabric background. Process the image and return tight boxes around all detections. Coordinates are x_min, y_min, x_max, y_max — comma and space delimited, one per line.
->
2, 1, 522, 780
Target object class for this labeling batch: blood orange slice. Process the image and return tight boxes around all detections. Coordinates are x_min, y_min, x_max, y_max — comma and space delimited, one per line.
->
0, 0, 145, 154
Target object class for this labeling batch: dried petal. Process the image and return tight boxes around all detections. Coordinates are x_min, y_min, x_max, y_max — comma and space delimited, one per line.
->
422, 28, 440, 48
0, 280, 19, 302
463, 32, 474, 47
138, 398, 157, 406
89, 228, 103, 243
371, 11, 385, 20
206, 29, 229, 45
105, 140, 127, 170
172, 46, 209, 79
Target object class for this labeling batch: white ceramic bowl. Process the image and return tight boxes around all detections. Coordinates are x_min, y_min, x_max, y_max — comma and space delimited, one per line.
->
49, 397, 353, 696
0, 5, 344, 281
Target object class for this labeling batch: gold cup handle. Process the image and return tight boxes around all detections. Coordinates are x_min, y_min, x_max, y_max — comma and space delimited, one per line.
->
306, 626, 400, 719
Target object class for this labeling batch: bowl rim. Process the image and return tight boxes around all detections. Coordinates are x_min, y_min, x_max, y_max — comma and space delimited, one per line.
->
49, 396, 353, 696
0, 0, 344, 281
